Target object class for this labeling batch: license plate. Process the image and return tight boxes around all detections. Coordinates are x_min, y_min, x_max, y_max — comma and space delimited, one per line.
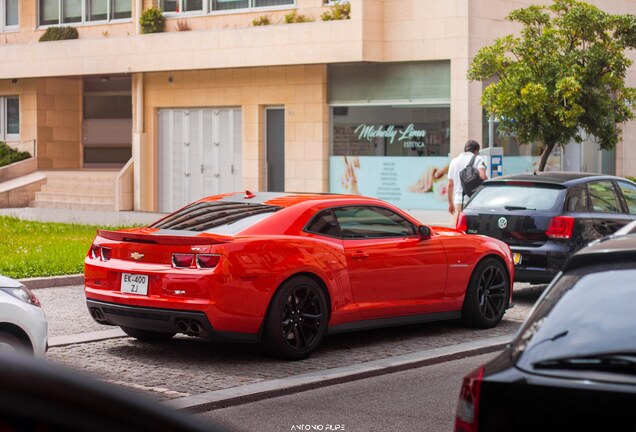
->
121, 273, 149, 295
513, 253, 523, 265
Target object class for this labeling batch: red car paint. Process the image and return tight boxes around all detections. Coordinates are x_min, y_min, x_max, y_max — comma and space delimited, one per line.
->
84, 192, 514, 358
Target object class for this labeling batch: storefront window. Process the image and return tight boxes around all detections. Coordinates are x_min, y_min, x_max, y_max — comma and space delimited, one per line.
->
332, 106, 450, 157
482, 113, 562, 174
330, 105, 451, 209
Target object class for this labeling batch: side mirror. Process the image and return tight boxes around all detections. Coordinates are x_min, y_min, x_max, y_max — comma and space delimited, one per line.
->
418, 225, 431, 239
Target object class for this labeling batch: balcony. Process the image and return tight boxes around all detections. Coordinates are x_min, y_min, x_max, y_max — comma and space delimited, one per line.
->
0, 0, 383, 79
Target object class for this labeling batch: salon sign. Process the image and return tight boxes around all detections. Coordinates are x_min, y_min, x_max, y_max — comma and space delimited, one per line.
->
354, 123, 426, 146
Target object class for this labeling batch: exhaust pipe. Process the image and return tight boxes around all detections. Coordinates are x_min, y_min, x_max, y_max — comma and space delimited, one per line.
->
175, 319, 203, 336
175, 320, 188, 333
90, 308, 105, 321
188, 321, 201, 334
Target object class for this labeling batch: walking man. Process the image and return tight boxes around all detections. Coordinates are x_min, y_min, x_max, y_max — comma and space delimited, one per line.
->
447, 140, 488, 225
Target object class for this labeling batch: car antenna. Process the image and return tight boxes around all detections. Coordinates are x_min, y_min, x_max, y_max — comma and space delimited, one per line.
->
244, 190, 256, 199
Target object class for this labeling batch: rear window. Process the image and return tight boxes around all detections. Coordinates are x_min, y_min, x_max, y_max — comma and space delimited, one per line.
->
512, 264, 636, 382
150, 201, 282, 234
466, 184, 563, 212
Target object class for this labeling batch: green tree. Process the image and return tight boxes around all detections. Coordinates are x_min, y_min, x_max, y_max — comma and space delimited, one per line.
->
468, 0, 636, 171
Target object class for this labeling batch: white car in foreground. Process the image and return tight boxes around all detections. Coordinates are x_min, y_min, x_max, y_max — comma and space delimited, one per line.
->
0, 275, 48, 357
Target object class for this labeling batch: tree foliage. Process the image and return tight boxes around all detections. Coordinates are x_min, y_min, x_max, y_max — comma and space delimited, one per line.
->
468, 0, 636, 171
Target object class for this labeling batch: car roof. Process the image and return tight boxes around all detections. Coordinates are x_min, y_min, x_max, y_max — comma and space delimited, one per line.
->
564, 234, 636, 272
198, 191, 382, 208
485, 172, 625, 186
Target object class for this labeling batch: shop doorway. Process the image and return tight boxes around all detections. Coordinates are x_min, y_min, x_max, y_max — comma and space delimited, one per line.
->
158, 108, 242, 212
265, 108, 285, 192
82, 77, 132, 167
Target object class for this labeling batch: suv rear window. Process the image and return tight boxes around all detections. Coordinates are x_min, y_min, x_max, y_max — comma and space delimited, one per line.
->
466, 184, 563, 212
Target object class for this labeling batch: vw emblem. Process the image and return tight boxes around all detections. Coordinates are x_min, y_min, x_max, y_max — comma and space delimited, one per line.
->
498, 217, 508, 230
130, 252, 144, 260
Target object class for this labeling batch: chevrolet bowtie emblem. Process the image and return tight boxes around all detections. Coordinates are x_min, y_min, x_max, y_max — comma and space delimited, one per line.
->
130, 252, 144, 260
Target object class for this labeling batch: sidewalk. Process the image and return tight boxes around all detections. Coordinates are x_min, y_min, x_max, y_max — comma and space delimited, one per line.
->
0, 207, 166, 226
0, 206, 453, 228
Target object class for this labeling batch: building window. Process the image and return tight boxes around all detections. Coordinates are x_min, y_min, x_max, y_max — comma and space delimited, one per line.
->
160, 0, 204, 13
39, 0, 132, 26
0, 96, 20, 141
161, 0, 293, 14
1, 0, 19, 31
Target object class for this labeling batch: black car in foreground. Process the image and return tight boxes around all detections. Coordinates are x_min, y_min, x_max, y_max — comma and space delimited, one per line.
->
454, 234, 636, 432
458, 172, 636, 283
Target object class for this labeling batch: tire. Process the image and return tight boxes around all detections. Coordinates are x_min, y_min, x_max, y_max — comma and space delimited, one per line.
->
262, 276, 328, 360
120, 326, 176, 342
0, 331, 32, 355
462, 257, 509, 328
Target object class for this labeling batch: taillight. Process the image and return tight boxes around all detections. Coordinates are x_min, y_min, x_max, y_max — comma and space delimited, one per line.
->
545, 216, 574, 239
172, 253, 195, 268
196, 254, 221, 269
90, 244, 111, 261
172, 253, 220, 269
90, 244, 101, 260
455, 366, 484, 432
101, 247, 112, 262
457, 213, 467, 232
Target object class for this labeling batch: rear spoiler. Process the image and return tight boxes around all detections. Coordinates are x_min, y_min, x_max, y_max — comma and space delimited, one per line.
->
96, 229, 230, 245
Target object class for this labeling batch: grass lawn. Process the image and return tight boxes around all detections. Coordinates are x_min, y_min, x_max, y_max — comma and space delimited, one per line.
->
0, 216, 136, 279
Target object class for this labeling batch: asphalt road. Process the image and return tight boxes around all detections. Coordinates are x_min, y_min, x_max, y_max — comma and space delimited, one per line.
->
199, 353, 497, 432
36, 283, 543, 403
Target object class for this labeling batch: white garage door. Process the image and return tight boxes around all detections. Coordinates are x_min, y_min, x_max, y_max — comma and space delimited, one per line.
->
158, 108, 242, 212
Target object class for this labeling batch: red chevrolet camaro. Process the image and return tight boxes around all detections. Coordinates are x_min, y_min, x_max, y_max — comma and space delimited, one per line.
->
84, 192, 514, 360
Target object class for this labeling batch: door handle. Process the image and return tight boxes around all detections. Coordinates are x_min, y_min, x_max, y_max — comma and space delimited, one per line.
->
351, 251, 369, 259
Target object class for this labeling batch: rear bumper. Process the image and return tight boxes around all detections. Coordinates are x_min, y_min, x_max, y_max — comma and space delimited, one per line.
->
511, 243, 570, 284
86, 299, 258, 343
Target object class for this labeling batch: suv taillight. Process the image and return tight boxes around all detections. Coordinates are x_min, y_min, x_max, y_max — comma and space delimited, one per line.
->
457, 213, 467, 232
545, 216, 574, 239
455, 366, 484, 432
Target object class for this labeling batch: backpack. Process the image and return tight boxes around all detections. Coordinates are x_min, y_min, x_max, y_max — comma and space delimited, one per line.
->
459, 154, 483, 197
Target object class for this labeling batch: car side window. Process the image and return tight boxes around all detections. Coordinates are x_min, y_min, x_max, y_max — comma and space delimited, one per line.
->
332, 206, 417, 239
587, 181, 622, 214
565, 186, 589, 213
305, 210, 341, 238
617, 181, 636, 215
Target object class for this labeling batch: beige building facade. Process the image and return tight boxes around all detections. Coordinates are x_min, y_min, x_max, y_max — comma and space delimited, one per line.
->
1, 0, 635, 212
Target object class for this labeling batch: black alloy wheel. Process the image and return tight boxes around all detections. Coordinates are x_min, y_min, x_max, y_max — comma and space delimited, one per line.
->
462, 257, 509, 328
263, 276, 328, 360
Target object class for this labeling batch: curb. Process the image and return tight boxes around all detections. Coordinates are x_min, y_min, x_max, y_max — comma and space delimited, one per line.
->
19, 274, 84, 290
48, 328, 126, 348
165, 333, 513, 413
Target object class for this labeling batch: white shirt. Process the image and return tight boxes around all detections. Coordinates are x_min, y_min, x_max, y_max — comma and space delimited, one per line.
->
447, 152, 487, 204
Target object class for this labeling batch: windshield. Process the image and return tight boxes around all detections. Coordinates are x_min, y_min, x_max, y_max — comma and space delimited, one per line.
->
512, 265, 636, 381
466, 184, 564, 212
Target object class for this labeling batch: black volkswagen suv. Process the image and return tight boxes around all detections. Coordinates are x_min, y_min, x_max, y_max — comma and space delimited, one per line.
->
458, 172, 636, 283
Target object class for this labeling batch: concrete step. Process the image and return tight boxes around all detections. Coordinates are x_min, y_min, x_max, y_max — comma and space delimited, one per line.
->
29, 200, 116, 212
39, 184, 114, 195
34, 191, 114, 204
28, 170, 119, 212
42, 170, 119, 180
